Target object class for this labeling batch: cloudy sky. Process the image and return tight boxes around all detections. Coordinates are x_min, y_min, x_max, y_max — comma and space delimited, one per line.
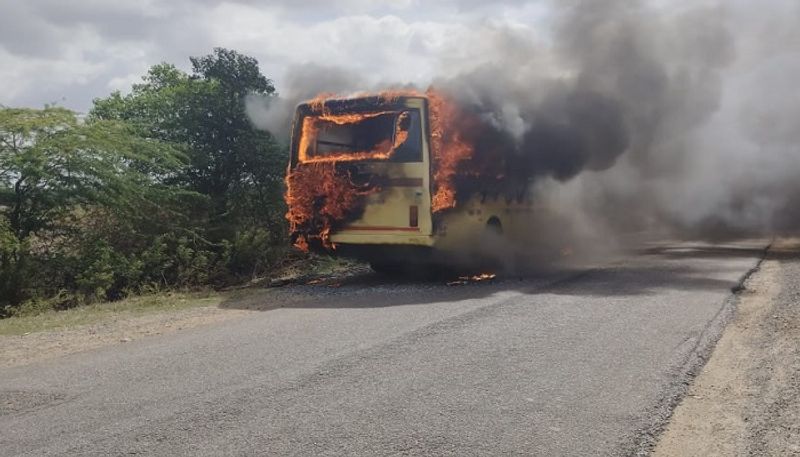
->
0, 0, 554, 112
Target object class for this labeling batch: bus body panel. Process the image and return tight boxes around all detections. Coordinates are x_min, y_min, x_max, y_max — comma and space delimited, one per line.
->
290, 95, 536, 265
327, 97, 434, 242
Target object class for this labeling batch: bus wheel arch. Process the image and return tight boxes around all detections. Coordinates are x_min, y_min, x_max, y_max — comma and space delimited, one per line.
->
486, 216, 503, 235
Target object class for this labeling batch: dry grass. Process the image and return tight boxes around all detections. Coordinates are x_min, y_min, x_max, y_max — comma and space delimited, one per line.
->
0, 254, 361, 338
0, 291, 230, 337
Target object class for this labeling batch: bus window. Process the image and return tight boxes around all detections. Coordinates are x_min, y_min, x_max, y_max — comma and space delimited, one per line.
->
300, 109, 422, 163
312, 112, 397, 159
391, 109, 422, 163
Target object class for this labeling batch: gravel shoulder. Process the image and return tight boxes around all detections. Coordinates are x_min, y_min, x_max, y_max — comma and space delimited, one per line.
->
0, 257, 362, 369
0, 293, 257, 368
653, 238, 800, 456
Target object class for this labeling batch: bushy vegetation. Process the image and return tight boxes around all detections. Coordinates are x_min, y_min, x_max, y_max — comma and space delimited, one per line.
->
0, 48, 290, 317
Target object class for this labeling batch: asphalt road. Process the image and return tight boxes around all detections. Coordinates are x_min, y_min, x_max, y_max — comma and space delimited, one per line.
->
0, 241, 768, 456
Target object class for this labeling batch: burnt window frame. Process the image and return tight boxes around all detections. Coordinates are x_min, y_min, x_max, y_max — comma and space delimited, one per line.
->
290, 97, 424, 166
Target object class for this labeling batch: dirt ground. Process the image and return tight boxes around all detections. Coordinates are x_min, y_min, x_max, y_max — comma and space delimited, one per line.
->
653, 239, 800, 456
0, 256, 362, 369
0, 305, 254, 368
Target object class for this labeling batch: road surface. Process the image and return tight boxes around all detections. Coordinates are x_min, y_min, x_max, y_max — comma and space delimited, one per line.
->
0, 241, 768, 456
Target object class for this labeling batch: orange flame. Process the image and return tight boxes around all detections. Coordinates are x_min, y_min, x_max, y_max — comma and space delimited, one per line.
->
285, 88, 476, 251
285, 162, 378, 250
426, 90, 474, 212
446, 272, 497, 286
297, 110, 410, 164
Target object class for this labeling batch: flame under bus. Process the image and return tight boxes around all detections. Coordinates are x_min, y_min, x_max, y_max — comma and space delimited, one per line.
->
286, 94, 533, 269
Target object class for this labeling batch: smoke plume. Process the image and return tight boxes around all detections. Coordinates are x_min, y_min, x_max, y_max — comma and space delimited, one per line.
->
246, 63, 365, 144
249, 0, 800, 246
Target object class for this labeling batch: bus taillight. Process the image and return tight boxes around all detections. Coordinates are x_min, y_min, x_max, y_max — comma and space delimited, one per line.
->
409, 205, 419, 227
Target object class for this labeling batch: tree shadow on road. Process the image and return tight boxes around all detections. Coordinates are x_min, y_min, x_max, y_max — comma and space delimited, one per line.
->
219, 244, 767, 312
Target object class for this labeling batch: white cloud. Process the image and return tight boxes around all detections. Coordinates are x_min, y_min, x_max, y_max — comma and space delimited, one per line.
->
201, 3, 472, 88
0, 0, 549, 111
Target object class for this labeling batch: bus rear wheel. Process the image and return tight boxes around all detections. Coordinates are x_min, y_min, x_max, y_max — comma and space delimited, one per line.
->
369, 262, 405, 275
370, 261, 447, 278
485, 216, 503, 235
479, 216, 507, 270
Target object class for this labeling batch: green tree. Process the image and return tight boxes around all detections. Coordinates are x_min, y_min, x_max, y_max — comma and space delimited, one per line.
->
92, 48, 288, 240
0, 107, 185, 240
0, 48, 289, 315
0, 106, 189, 311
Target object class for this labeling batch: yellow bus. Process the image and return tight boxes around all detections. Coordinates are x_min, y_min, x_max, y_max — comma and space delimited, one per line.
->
286, 94, 535, 273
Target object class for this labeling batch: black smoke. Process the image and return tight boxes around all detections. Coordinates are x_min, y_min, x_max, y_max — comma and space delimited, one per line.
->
249, 0, 800, 242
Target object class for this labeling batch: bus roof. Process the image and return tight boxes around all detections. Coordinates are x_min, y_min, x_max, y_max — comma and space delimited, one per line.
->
296, 94, 427, 114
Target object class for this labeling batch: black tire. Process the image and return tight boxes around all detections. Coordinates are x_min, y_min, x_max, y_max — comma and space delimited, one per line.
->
370, 262, 405, 275
370, 261, 449, 279
486, 216, 503, 235
480, 216, 506, 270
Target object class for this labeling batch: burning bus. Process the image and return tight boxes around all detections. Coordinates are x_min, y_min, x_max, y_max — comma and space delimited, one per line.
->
285, 90, 534, 272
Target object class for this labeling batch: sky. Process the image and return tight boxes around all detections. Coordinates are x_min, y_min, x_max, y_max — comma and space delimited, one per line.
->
0, 0, 551, 112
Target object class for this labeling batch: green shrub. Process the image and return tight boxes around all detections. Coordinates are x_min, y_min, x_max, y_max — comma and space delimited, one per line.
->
0, 49, 293, 318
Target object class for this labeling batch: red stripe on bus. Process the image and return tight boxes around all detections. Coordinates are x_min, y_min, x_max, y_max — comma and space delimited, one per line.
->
385, 178, 423, 187
340, 226, 421, 232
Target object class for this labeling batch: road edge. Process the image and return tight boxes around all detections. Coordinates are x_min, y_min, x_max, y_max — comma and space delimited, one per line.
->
627, 242, 772, 456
